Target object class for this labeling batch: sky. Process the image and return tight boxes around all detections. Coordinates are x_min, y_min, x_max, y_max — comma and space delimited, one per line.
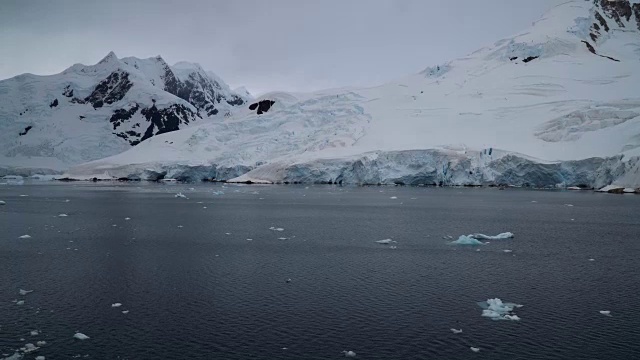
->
1, 0, 564, 95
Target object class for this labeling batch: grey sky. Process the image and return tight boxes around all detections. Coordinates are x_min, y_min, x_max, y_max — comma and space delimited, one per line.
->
1, 0, 563, 95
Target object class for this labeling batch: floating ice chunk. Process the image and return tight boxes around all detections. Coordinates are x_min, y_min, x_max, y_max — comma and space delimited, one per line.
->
246, 238, 253, 241
599, 310, 611, 316
111, 303, 122, 308
65, 199, 70, 202
175, 192, 188, 199
450, 235, 485, 246
470, 232, 514, 240
203, 206, 207, 209
177, 225, 183, 228
21, 344, 38, 353
19, 195, 28, 197
73, 332, 90, 340
564, 204, 574, 207
567, 186, 582, 190
30, 330, 39, 336
1, 353, 23, 360
0, 200, 5, 205
375, 239, 396, 244
479, 298, 522, 320
122, 310, 129, 314
389, 245, 397, 249
470, 347, 480, 352
124, 217, 131, 221
286, 278, 292, 283
19, 235, 32, 239
589, 258, 595, 261
343, 350, 356, 357
278, 237, 288, 240
503, 249, 513, 253
450, 328, 462, 334
390, 196, 397, 199
19, 289, 33, 296
225, 232, 231, 235
269, 227, 284, 231
36, 341, 46, 346
35, 357, 45, 360
16, 300, 25, 305
58, 214, 68, 217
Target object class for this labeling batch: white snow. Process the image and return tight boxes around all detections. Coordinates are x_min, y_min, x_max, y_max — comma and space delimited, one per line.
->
479, 298, 523, 321
73, 332, 90, 340
470, 232, 514, 240
375, 239, 396, 244
18, 235, 31, 239
450, 235, 485, 246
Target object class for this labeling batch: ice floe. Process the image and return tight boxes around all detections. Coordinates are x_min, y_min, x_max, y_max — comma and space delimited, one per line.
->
450, 328, 463, 334
278, 237, 288, 240
36, 341, 46, 346
21, 344, 37, 353
470, 347, 480, 352
375, 239, 396, 244
73, 332, 90, 340
19, 289, 33, 296
35, 357, 45, 360
111, 303, 122, 308
1, 353, 22, 360
16, 300, 25, 305
390, 196, 397, 199
0, 200, 5, 205
599, 310, 611, 316
175, 192, 188, 199
58, 213, 68, 217
343, 350, 356, 357
503, 249, 513, 253
19, 235, 31, 239
125, 217, 131, 221
122, 310, 129, 314
269, 227, 284, 231
449, 235, 485, 246
30, 330, 39, 336
478, 298, 522, 321
470, 232, 514, 240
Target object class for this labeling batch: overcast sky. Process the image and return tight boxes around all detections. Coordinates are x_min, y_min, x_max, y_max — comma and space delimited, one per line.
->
1, 0, 563, 95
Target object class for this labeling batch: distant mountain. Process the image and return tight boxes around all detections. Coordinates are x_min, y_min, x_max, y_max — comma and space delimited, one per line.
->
65, 0, 640, 188
0, 52, 249, 172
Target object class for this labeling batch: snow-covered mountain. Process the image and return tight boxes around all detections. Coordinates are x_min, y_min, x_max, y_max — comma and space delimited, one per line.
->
0, 52, 249, 173
9, 1, 640, 188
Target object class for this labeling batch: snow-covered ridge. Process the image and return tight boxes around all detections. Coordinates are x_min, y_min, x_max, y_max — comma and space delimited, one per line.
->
0, 52, 250, 171
8, 1, 640, 188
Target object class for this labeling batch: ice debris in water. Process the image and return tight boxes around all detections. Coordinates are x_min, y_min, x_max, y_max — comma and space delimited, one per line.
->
122, 310, 129, 314
19, 235, 32, 239
125, 217, 131, 221
58, 214, 68, 217
30, 330, 39, 336
450, 235, 485, 246
470, 232, 514, 240
599, 310, 611, 316
111, 303, 122, 308
343, 350, 356, 357
450, 328, 463, 334
269, 227, 284, 231
73, 332, 90, 340
278, 237, 288, 240
36, 341, 46, 346
16, 300, 25, 305
390, 196, 397, 199
503, 249, 513, 253
375, 239, 396, 244
175, 192, 188, 199
1, 353, 23, 360
36, 357, 45, 360
589, 258, 595, 261
470, 347, 480, 353
564, 204, 574, 207
478, 298, 522, 321
19, 289, 33, 296
0, 200, 5, 205
21, 344, 38, 353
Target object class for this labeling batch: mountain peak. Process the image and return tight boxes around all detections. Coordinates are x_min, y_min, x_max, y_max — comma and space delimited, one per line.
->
98, 51, 119, 65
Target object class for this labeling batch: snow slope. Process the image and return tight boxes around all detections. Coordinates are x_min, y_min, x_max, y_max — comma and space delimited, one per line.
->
0, 52, 249, 174
38, 1, 640, 187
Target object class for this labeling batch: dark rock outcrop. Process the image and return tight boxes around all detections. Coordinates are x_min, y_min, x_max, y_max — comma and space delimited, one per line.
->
249, 100, 275, 115
19, 126, 33, 136
84, 70, 133, 109
62, 85, 74, 98
522, 56, 539, 63
49, 99, 58, 108
140, 104, 196, 142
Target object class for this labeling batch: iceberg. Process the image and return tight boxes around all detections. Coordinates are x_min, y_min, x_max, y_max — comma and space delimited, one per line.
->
0, 200, 5, 205
343, 350, 356, 357
375, 239, 396, 244
19, 289, 33, 296
450, 235, 485, 246
18, 235, 31, 239
470, 232, 514, 240
111, 303, 122, 307
450, 328, 463, 334
73, 332, 90, 340
478, 298, 522, 321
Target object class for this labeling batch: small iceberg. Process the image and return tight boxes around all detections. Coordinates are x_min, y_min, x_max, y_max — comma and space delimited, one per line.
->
122, 310, 129, 314
343, 350, 356, 357
73, 332, 90, 340
470, 347, 480, 353
36, 341, 46, 346
35, 357, 45, 360
269, 227, 285, 231
30, 330, 39, 336
111, 303, 122, 308
175, 192, 188, 199
19, 289, 33, 296
375, 239, 396, 244
450, 328, 462, 334
278, 237, 288, 240
478, 298, 522, 321
58, 213, 68, 217
599, 310, 611, 316
124, 217, 131, 221
470, 232, 514, 240
19, 235, 32, 239
21, 344, 38, 353
450, 235, 484, 246
390, 196, 397, 199
0, 200, 5, 205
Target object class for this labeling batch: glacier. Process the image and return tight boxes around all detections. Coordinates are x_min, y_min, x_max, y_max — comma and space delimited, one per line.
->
3, 1, 640, 189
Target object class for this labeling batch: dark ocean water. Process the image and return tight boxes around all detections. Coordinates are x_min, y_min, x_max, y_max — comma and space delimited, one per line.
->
1, 182, 639, 360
